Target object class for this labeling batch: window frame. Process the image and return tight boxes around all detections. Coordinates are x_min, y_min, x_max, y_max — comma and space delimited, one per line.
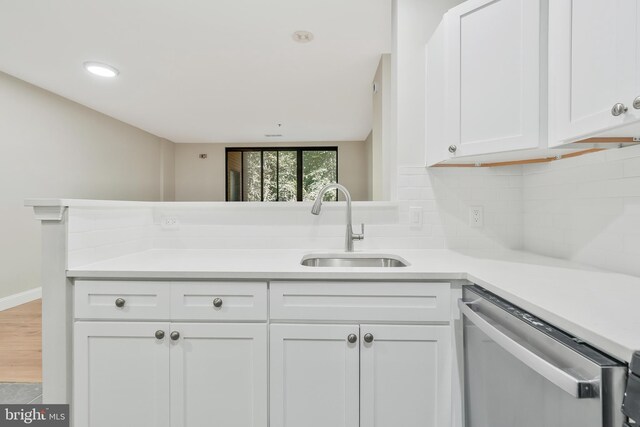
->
225, 146, 339, 202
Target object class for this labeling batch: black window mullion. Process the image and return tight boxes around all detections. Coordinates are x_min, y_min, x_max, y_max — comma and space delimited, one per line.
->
260, 150, 264, 202
296, 149, 303, 201
276, 151, 280, 201
240, 151, 246, 202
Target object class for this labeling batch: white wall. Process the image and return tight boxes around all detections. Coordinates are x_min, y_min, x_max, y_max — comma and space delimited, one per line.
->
372, 54, 392, 201
364, 131, 373, 200
523, 144, 640, 277
160, 139, 176, 201
0, 71, 175, 299
174, 141, 369, 202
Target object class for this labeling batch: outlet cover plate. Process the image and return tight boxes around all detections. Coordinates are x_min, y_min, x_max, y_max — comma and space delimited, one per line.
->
469, 206, 483, 228
161, 216, 180, 230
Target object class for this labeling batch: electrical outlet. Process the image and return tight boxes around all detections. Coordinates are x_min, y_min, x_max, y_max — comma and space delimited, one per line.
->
409, 206, 423, 227
161, 216, 180, 230
469, 206, 483, 228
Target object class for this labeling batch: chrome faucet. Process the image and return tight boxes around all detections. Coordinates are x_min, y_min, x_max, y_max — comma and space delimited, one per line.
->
311, 183, 364, 252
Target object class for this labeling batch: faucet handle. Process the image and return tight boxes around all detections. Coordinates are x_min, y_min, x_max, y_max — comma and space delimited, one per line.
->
353, 223, 365, 240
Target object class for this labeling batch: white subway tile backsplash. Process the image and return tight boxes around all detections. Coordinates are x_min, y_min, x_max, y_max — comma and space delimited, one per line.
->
67, 207, 154, 268
523, 145, 640, 277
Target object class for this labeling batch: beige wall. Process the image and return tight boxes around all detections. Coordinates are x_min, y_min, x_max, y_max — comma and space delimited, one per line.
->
364, 131, 373, 200
175, 140, 369, 201
160, 138, 176, 201
0, 71, 175, 299
372, 54, 392, 201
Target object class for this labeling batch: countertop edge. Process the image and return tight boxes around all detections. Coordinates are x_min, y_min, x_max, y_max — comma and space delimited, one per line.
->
67, 270, 469, 281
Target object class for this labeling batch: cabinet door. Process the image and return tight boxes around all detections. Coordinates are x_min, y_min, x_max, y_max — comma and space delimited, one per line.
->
270, 324, 359, 427
360, 325, 451, 427
170, 323, 267, 427
445, 0, 541, 157
549, 0, 638, 145
74, 322, 170, 427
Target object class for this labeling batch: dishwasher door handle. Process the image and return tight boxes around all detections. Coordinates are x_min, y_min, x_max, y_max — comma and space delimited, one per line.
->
458, 299, 598, 399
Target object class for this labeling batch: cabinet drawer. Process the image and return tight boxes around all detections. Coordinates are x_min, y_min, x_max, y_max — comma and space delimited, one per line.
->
74, 281, 171, 320
270, 282, 451, 322
171, 282, 267, 321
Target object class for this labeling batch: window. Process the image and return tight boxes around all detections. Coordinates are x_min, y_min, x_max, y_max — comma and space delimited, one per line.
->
226, 147, 338, 202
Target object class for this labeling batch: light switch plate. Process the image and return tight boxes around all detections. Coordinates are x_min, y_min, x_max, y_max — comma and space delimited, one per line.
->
409, 206, 423, 228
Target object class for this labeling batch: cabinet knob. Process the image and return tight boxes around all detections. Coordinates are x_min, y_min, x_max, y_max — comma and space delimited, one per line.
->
364, 333, 374, 343
611, 103, 628, 116
115, 298, 126, 308
633, 96, 640, 110
170, 331, 180, 341
347, 334, 358, 344
448, 145, 457, 154
213, 298, 223, 308
155, 330, 165, 340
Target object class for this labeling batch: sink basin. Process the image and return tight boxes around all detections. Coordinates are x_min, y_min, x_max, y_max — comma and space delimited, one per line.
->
300, 254, 409, 268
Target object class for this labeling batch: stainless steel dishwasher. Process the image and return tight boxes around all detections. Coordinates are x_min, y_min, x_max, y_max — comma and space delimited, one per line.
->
460, 285, 629, 427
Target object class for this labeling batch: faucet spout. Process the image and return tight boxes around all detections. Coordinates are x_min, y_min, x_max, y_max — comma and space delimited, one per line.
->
310, 183, 364, 252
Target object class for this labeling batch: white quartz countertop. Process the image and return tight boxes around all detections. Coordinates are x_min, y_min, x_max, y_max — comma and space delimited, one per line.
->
68, 248, 640, 364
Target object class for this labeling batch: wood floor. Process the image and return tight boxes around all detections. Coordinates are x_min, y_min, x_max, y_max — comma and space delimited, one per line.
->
0, 300, 42, 383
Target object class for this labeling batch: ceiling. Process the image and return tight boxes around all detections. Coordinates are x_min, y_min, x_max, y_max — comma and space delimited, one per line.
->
0, 0, 391, 143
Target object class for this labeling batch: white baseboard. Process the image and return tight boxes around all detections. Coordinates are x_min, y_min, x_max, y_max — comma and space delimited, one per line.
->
0, 287, 42, 312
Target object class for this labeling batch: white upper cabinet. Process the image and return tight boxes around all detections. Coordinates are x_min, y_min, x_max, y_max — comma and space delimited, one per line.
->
447, 0, 542, 157
427, 0, 544, 165
548, 0, 640, 145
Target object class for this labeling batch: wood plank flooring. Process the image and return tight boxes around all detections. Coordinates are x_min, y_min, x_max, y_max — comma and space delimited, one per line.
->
0, 300, 42, 383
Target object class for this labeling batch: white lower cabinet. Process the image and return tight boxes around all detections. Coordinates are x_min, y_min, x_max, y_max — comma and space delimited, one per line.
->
74, 281, 453, 427
269, 323, 451, 427
360, 324, 451, 427
269, 324, 360, 427
74, 322, 171, 427
170, 323, 267, 427
74, 321, 267, 427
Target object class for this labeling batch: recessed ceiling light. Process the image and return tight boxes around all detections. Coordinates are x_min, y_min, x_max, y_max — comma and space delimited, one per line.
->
292, 31, 314, 43
83, 61, 119, 78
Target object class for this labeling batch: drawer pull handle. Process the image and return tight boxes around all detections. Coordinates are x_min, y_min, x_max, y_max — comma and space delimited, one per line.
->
115, 298, 126, 308
213, 298, 223, 308
364, 333, 374, 343
170, 331, 180, 341
155, 330, 165, 340
347, 334, 358, 344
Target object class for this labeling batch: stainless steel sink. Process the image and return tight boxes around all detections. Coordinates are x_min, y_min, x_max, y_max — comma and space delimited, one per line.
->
300, 254, 409, 268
